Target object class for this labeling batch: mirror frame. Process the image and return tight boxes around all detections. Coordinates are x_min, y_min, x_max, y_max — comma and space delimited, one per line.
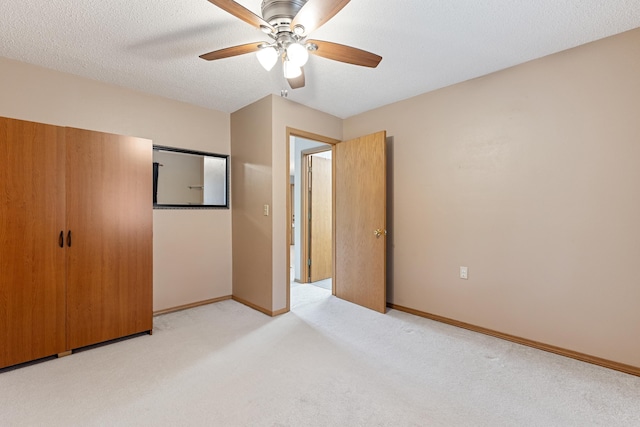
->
153, 145, 230, 209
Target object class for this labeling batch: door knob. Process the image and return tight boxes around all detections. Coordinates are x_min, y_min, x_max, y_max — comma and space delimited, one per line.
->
374, 229, 387, 238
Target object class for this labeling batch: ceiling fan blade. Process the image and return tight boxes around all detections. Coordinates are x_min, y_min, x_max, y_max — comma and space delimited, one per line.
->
199, 42, 264, 61
290, 0, 350, 35
288, 67, 306, 89
307, 40, 382, 68
207, 0, 274, 32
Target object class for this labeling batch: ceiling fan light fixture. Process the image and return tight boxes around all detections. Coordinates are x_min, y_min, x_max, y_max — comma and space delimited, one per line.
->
256, 46, 278, 71
283, 60, 302, 79
199, 0, 383, 90
286, 42, 309, 67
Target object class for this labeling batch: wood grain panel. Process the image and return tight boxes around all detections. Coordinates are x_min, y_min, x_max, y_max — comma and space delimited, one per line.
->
206, 0, 272, 31
335, 131, 386, 313
65, 128, 152, 349
307, 40, 382, 68
291, 0, 351, 36
310, 155, 332, 282
0, 117, 66, 368
200, 42, 263, 61
289, 184, 295, 245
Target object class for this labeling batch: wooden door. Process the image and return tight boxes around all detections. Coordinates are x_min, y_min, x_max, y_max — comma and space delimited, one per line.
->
290, 184, 295, 245
334, 131, 387, 313
310, 155, 332, 282
65, 128, 153, 349
0, 117, 67, 368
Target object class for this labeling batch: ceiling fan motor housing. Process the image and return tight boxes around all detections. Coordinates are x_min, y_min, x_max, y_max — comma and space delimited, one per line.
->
261, 0, 308, 25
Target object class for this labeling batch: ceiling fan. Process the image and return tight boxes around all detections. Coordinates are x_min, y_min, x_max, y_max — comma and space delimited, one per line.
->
200, 0, 382, 89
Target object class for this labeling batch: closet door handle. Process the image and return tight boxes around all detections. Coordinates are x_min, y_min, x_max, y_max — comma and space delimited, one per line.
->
59, 231, 64, 248
67, 230, 72, 247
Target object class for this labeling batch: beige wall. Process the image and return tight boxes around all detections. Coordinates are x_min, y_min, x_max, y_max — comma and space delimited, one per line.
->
5, 26, 638, 368
344, 28, 640, 367
271, 96, 342, 311
230, 96, 274, 310
230, 95, 342, 313
0, 57, 232, 312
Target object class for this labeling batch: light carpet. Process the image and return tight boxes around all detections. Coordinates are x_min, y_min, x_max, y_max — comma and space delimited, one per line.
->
1, 284, 639, 426
309, 278, 332, 291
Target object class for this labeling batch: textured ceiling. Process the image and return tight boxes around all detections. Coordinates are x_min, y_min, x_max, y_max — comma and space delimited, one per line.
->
1, 1, 639, 118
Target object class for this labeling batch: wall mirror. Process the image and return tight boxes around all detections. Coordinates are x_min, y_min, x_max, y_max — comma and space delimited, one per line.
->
153, 145, 229, 209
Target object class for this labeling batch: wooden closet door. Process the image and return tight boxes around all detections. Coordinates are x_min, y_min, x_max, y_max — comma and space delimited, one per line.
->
0, 117, 66, 368
65, 128, 152, 349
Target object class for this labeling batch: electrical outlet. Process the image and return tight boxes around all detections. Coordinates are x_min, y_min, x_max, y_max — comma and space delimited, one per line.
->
460, 266, 468, 280
263, 204, 270, 216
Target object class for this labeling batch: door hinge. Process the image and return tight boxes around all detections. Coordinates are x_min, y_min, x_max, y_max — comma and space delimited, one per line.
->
308, 259, 311, 266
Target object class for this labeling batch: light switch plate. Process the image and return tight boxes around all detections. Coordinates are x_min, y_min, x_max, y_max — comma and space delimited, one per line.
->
263, 204, 270, 216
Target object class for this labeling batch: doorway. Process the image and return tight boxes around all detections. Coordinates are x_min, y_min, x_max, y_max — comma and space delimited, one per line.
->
289, 134, 335, 291
302, 148, 333, 286
285, 128, 388, 314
